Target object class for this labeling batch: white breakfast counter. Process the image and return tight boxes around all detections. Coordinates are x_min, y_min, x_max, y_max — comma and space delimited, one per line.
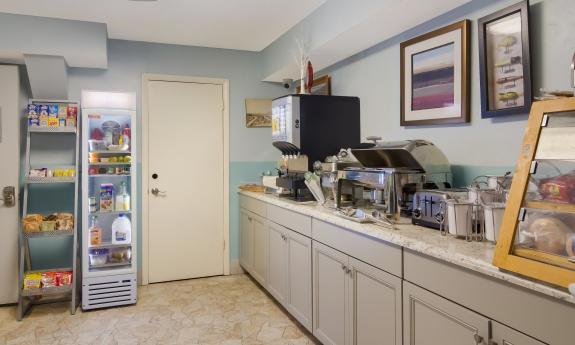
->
239, 190, 575, 305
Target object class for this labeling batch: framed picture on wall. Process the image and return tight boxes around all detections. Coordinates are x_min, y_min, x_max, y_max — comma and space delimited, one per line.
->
245, 99, 272, 128
478, 0, 532, 118
400, 20, 470, 126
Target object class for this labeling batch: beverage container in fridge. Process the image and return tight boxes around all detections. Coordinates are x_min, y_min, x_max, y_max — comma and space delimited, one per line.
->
115, 182, 130, 211
89, 215, 102, 247
111, 214, 131, 245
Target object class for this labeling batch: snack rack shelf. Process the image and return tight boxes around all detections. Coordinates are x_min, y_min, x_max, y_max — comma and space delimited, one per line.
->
17, 99, 80, 321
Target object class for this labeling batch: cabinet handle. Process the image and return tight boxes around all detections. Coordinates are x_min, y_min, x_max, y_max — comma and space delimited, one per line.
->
474, 334, 484, 344
341, 264, 346, 271
347, 268, 353, 276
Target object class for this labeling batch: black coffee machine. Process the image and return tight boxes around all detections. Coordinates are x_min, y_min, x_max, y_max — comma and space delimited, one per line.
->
272, 94, 361, 201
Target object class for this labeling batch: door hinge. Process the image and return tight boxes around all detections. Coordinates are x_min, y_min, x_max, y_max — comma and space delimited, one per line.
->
223, 240, 226, 251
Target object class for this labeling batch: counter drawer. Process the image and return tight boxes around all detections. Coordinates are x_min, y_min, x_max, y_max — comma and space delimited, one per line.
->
312, 219, 402, 277
404, 250, 575, 345
267, 204, 311, 237
239, 195, 267, 218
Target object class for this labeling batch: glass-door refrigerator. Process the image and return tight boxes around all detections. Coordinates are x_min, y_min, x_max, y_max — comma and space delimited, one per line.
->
80, 91, 137, 310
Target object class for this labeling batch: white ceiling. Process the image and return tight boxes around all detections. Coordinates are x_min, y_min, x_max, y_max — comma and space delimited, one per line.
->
0, 0, 326, 51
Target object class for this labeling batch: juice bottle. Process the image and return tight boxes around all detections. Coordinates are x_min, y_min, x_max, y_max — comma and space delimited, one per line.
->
115, 182, 130, 211
89, 215, 102, 246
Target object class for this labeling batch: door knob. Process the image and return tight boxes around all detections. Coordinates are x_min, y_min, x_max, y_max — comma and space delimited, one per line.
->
0, 186, 15, 207
151, 188, 166, 196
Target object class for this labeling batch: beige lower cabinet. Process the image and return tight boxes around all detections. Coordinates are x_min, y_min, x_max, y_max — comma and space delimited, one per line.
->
239, 208, 267, 286
403, 281, 490, 345
490, 321, 546, 345
267, 221, 313, 331
239, 209, 254, 273
251, 213, 267, 285
313, 241, 402, 345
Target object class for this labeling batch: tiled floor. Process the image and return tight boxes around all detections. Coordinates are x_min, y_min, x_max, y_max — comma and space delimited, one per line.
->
0, 275, 318, 345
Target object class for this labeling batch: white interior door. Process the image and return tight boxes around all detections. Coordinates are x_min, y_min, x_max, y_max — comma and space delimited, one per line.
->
147, 80, 224, 283
0, 65, 20, 304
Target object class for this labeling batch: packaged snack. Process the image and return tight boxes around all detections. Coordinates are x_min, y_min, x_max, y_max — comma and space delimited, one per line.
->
23, 272, 42, 290
58, 271, 73, 286
66, 105, 77, 128
57, 105, 66, 127
27, 104, 39, 127
22, 214, 43, 233
29, 168, 47, 177
39, 105, 49, 127
99, 183, 114, 212
539, 172, 575, 204
41, 272, 57, 288
48, 105, 59, 127
41, 221, 57, 231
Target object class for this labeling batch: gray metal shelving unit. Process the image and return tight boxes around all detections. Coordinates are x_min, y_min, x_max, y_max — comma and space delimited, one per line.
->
17, 99, 80, 320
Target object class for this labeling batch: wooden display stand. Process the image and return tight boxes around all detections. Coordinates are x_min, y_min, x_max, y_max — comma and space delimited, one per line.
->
494, 98, 575, 289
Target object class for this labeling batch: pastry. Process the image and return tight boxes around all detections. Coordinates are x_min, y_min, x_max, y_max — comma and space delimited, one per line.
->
529, 217, 570, 255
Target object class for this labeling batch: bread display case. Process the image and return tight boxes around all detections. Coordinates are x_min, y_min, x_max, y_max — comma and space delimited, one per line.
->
494, 98, 575, 289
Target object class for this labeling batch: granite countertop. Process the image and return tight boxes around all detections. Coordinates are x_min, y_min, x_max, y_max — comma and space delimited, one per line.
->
239, 190, 575, 305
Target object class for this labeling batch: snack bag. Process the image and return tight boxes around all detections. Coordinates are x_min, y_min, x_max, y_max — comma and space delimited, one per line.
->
23, 272, 42, 289
59, 271, 73, 286
41, 272, 57, 288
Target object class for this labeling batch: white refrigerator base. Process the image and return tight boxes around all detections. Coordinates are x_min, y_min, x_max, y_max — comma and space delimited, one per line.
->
82, 273, 137, 310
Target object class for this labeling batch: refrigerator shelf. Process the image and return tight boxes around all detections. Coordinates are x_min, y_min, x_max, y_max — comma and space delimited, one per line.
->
89, 210, 132, 216
89, 162, 131, 166
89, 150, 131, 155
89, 242, 132, 249
21, 285, 73, 297
23, 229, 74, 238
88, 174, 131, 178
26, 176, 77, 184
89, 262, 132, 269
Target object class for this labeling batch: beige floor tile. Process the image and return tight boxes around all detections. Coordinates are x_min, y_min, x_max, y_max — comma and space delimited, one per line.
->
0, 275, 317, 345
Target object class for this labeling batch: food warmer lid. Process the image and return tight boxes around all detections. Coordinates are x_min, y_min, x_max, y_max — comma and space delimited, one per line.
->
351, 140, 450, 173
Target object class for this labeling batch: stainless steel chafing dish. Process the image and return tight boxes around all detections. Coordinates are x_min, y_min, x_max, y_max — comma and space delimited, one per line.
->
336, 140, 452, 221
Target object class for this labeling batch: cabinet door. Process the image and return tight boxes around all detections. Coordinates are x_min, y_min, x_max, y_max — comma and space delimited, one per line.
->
349, 257, 402, 345
491, 321, 547, 345
239, 209, 253, 273
267, 222, 288, 305
403, 281, 489, 345
286, 228, 313, 332
251, 213, 267, 285
313, 241, 350, 345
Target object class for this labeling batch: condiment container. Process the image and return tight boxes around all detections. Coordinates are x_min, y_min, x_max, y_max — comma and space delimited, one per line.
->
447, 200, 474, 240
483, 202, 506, 243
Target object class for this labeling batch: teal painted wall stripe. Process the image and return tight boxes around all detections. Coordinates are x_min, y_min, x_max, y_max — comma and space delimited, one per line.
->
30, 161, 514, 268
451, 165, 515, 188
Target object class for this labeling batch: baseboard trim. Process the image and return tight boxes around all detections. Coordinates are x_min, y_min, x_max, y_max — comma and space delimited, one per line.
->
230, 260, 245, 275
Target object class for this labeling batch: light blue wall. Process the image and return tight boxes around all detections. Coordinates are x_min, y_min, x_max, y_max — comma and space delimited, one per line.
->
0, 12, 107, 68
319, 0, 575, 185
30, 39, 284, 270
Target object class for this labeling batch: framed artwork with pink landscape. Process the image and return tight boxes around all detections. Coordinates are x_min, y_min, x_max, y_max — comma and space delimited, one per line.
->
400, 20, 470, 126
